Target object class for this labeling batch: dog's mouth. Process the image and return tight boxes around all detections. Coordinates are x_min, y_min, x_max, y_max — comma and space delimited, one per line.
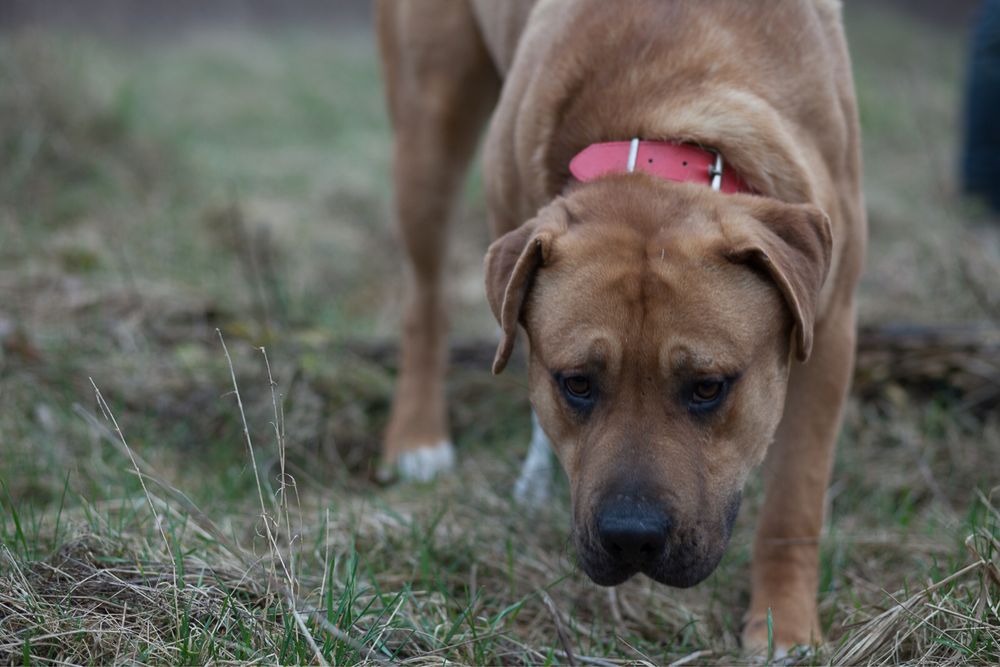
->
575, 534, 730, 588
575, 493, 742, 588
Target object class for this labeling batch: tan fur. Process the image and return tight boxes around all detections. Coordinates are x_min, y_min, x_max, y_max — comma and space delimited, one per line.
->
376, 0, 865, 652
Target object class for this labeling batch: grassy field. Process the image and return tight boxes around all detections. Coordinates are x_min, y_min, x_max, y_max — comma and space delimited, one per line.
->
1, 4, 999, 665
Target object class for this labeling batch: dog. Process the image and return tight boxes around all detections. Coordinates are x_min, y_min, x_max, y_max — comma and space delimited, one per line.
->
375, 0, 865, 653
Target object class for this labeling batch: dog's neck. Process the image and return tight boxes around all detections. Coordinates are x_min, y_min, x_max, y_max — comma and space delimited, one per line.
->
540, 87, 820, 206
520, 8, 823, 207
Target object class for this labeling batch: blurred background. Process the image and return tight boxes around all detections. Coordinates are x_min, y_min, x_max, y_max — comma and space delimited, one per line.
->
1, 1, 998, 664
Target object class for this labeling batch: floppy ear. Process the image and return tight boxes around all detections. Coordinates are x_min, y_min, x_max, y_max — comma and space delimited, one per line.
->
725, 199, 833, 362
484, 202, 569, 374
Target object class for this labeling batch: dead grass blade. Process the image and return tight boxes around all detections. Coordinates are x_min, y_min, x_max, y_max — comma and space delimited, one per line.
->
833, 495, 1000, 666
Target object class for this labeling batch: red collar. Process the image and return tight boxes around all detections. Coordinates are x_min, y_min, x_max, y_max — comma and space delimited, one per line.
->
569, 139, 753, 194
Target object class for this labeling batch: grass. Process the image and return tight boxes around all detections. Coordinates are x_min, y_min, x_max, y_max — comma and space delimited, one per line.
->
1, 4, 999, 665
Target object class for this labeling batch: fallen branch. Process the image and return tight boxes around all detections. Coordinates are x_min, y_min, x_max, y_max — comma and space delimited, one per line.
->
344, 323, 1000, 408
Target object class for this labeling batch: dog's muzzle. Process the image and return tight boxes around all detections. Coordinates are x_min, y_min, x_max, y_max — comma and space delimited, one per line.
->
577, 489, 742, 588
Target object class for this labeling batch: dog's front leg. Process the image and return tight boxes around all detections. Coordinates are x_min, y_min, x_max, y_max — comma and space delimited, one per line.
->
514, 411, 555, 507
743, 307, 856, 655
376, 0, 500, 481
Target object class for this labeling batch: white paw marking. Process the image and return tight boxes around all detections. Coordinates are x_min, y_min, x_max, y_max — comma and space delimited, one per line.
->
396, 440, 455, 482
748, 644, 799, 665
514, 412, 554, 507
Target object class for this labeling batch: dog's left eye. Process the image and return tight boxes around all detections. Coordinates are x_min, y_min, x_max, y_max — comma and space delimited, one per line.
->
563, 375, 592, 399
693, 380, 723, 402
688, 378, 729, 413
556, 373, 596, 412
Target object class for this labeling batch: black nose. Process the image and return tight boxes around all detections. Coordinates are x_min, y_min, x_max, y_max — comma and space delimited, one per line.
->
597, 497, 671, 567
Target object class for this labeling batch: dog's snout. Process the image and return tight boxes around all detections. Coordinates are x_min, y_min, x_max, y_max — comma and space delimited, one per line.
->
597, 497, 671, 567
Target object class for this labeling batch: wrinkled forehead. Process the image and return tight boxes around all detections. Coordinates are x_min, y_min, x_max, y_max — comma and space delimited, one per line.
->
525, 225, 786, 374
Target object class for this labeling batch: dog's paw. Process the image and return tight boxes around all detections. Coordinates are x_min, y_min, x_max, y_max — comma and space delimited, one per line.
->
386, 440, 455, 483
743, 644, 814, 665
742, 616, 819, 664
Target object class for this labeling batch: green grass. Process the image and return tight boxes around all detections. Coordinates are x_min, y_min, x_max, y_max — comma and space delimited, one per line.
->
1, 5, 999, 665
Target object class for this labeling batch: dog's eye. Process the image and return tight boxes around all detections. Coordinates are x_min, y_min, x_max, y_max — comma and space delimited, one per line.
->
692, 380, 723, 402
555, 372, 596, 414
688, 378, 730, 414
563, 375, 592, 398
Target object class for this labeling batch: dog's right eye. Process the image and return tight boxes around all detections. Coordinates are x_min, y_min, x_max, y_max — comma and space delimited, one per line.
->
563, 375, 591, 398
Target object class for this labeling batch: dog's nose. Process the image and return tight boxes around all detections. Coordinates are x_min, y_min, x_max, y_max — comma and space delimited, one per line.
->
597, 498, 671, 567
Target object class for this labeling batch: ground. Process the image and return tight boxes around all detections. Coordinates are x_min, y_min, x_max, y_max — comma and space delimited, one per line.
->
1, 3, 999, 665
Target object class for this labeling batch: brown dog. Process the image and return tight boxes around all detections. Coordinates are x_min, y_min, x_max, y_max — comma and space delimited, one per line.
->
375, 0, 865, 653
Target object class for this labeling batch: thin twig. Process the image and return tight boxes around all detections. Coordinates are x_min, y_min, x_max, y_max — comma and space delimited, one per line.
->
217, 329, 290, 590
290, 603, 329, 667
88, 378, 178, 618
541, 591, 577, 667
261, 346, 298, 597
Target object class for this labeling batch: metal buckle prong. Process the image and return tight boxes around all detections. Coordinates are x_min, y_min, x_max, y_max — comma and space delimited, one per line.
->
626, 137, 640, 173
708, 149, 723, 191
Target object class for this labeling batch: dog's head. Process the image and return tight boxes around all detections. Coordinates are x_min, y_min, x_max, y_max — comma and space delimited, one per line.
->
485, 176, 831, 587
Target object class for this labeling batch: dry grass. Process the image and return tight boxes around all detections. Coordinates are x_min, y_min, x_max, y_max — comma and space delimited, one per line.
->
833, 523, 1000, 665
2, 371, 997, 664
1, 4, 1000, 665
0, 535, 273, 664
